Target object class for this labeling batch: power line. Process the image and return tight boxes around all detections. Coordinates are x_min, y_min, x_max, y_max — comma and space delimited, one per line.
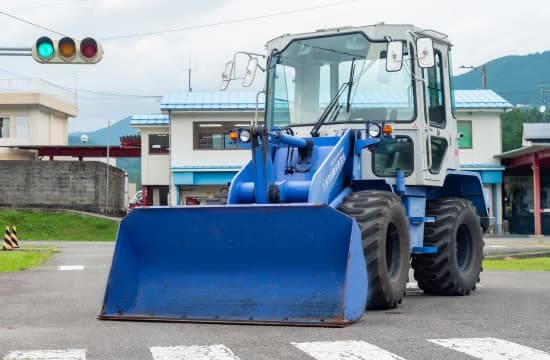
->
6, 0, 95, 12
100, 0, 360, 41
0, 10, 65, 36
0, 66, 160, 99
72, 87, 162, 98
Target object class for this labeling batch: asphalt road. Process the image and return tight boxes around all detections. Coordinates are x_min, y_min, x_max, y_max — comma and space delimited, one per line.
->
1, 241, 549, 359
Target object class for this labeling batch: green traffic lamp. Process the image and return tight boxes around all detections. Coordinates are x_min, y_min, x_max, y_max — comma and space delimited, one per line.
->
35, 37, 55, 60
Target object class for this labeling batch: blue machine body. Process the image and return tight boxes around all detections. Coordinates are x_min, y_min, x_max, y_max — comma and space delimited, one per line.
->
100, 125, 488, 326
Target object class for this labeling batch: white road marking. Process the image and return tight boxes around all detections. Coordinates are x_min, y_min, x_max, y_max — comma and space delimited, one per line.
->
150, 344, 241, 360
4, 348, 86, 359
486, 245, 510, 248
292, 340, 407, 360
57, 265, 85, 271
429, 337, 550, 360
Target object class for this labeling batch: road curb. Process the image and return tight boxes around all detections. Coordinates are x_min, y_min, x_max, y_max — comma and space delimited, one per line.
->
485, 250, 550, 260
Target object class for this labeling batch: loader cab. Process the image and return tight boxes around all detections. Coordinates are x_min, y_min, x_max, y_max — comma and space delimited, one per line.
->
265, 32, 416, 130
264, 25, 459, 187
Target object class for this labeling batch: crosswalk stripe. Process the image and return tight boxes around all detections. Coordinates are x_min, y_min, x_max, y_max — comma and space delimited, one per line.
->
3, 348, 86, 359
150, 344, 241, 360
292, 340, 406, 360
429, 337, 550, 360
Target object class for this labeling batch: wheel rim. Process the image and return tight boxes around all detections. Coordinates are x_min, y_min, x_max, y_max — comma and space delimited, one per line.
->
386, 223, 401, 278
456, 224, 473, 271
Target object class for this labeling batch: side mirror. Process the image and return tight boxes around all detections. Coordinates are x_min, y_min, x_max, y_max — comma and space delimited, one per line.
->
385, 41, 403, 72
242, 58, 258, 87
417, 38, 435, 68
220, 61, 234, 90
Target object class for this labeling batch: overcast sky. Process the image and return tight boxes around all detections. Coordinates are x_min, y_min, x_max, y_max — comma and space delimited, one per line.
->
1, 0, 549, 132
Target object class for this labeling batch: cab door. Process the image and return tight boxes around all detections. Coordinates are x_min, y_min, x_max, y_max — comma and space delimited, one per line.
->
423, 45, 454, 182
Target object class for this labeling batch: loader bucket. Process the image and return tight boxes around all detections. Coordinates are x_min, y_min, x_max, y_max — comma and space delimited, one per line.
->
99, 204, 367, 326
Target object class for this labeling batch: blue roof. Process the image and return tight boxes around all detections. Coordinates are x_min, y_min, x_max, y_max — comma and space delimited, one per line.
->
454, 90, 512, 109
130, 114, 170, 126
161, 91, 262, 111
160, 90, 511, 111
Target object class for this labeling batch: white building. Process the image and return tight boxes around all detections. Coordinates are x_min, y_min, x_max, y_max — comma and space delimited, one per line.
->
454, 90, 512, 232
0, 79, 78, 160
132, 90, 511, 231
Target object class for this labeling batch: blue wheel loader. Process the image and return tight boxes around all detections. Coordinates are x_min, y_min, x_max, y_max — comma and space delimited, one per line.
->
100, 24, 490, 327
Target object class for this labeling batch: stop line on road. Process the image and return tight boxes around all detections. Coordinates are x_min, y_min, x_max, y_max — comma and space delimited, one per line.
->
4, 338, 550, 360
56, 265, 85, 271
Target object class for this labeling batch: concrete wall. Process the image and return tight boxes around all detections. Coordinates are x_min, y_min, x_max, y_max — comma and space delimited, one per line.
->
0, 161, 125, 215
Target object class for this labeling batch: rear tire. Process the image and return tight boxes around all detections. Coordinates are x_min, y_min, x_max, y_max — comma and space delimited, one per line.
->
339, 190, 410, 309
412, 198, 483, 295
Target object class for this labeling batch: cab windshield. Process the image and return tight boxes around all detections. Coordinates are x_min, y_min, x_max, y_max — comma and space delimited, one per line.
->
266, 32, 415, 128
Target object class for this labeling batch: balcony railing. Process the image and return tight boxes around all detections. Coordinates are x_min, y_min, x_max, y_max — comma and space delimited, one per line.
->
0, 78, 76, 105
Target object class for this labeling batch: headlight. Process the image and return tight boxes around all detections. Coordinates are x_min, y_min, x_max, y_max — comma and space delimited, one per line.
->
368, 124, 381, 138
239, 129, 251, 143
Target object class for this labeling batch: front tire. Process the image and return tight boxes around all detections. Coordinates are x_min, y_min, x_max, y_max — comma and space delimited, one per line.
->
339, 191, 410, 309
412, 198, 483, 295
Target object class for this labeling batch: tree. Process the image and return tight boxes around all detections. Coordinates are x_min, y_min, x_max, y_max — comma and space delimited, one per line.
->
501, 108, 546, 152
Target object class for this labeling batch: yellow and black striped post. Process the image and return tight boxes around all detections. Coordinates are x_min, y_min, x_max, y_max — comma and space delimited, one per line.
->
3, 226, 13, 251
10, 226, 18, 248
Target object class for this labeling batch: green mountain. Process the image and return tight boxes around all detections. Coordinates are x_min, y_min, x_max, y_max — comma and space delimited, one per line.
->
69, 116, 137, 146
69, 116, 141, 187
453, 51, 550, 106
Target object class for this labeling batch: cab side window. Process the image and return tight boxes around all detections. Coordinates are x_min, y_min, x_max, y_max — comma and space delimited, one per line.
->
423, 51, 445, 128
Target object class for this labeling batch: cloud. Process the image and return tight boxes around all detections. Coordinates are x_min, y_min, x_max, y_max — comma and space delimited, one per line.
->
3, 0, 550, 131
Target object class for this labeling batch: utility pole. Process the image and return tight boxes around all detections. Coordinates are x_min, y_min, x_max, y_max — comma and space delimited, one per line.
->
536, 84, 550, 106
105, 119, 110, 215
459, 64, 487, 89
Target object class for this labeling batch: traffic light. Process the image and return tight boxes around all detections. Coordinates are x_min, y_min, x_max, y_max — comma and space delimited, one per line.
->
32, 36, 103, 64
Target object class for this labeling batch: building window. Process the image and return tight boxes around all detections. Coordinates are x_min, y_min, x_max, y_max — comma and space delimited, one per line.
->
149, 134, 169, 154
0, 118, 9, 138
193, 122, 249, 150
457, 120, 473, 148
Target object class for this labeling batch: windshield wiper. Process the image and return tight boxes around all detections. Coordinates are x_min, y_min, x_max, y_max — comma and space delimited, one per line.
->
346, 58, 356, 113
310, 58, 356, 137
310, 82, 349, 137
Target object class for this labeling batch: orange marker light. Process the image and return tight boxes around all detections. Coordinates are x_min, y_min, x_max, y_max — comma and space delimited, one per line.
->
229, 131, 238, 142
382, 124, 393, 135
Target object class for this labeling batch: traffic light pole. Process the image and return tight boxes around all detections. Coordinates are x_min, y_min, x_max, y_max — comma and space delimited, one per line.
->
0, 47, 31, 56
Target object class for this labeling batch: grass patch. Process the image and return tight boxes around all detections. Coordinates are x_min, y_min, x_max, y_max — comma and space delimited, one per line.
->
0, 246, 55, 272
483, 257, 550, 272
0, 210, 118, 241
